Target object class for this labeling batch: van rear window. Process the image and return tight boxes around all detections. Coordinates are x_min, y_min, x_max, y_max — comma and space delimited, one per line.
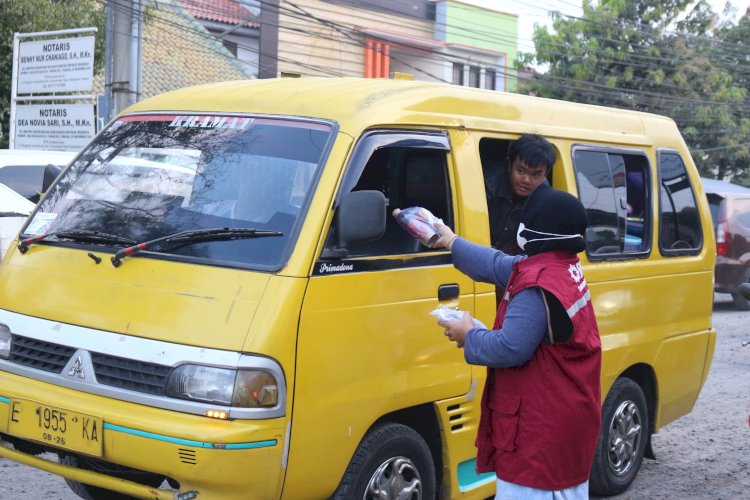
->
658, 152, 702, 254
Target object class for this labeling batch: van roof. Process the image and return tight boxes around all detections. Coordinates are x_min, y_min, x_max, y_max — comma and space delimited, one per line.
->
122, 77, 678, 146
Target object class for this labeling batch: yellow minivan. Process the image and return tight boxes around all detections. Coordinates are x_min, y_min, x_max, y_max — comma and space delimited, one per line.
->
0, 78, 715, 499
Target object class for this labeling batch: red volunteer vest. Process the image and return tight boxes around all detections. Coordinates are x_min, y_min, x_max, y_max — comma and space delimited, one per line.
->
475, 251, 602, 490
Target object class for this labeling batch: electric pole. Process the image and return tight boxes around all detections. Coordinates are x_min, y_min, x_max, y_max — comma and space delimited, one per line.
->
259, 0, 279, 78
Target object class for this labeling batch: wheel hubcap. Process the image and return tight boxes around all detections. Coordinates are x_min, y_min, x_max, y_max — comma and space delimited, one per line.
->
607, 400, 642, 476
364, 456, 422, 500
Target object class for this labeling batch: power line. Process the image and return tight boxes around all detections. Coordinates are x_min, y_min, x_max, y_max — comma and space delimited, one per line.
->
101, 0, 750, 124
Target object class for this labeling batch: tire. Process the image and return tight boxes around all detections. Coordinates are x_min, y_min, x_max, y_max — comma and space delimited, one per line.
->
332, 422, 436, 500
732, 269, 750, 310
590, 377, 650, 497
59, 454, 164, 500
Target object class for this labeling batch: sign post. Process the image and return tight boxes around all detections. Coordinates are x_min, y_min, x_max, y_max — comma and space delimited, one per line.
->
10, 27, 97, 151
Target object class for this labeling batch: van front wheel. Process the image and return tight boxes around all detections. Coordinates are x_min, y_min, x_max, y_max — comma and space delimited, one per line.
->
332, 422, 436, 500
59, 454, 164, 500
590, 377, 649, 496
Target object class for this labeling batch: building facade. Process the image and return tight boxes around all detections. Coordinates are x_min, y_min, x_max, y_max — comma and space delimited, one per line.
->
275, 0, 518, 91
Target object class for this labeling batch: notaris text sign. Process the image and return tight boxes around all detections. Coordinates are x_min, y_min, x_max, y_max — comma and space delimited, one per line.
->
14, 104, 95, 151
17, 36, 95, 93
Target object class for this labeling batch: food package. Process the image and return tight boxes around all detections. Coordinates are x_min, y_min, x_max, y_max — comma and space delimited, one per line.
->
429, 306, 487, 329
392, 206, 442, 248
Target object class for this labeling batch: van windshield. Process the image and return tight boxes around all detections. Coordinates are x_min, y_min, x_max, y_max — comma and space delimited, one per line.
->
23, 114, 333, 270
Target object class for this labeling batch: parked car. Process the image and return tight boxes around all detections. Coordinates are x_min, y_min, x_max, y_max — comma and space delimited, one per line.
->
701, 177, 750, 309
0, 149, 74, 259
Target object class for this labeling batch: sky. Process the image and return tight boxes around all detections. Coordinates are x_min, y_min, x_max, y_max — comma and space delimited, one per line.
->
461, 0, 750, 55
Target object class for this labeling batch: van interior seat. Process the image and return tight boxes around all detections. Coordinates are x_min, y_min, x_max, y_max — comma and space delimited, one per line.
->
400, 149, 449, 223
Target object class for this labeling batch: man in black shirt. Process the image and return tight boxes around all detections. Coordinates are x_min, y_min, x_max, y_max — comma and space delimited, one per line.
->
485, 134, 556, 255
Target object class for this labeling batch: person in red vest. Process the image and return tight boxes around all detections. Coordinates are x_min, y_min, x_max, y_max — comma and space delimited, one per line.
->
434, 183, 601, 499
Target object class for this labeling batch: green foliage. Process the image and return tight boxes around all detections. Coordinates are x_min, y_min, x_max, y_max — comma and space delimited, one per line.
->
517, 0, 750, 180
0, 0, 105, 148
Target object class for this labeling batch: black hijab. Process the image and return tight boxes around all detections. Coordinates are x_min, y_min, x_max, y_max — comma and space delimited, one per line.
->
519, 183, 587, 256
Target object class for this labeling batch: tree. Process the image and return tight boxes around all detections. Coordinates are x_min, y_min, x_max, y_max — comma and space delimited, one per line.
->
710, 12, 750, 183
518, 0, 750, 181
0, 0, 105, 148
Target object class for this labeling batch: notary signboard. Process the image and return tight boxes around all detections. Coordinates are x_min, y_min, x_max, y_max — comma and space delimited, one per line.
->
14, 104, 95, 151
17, 36, 95, 94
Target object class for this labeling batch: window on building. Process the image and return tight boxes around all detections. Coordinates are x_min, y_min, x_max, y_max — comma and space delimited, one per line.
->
452, 63, 464, 85
485, 69, 496, 90
222, 40, 238, 57
573, 148, 651, 258
281, 72, 301, 78
469, 66, 480, 88
658, 151, 702, 254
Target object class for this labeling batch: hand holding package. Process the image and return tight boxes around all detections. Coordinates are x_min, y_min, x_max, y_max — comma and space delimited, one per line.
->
430, 306, 487, 329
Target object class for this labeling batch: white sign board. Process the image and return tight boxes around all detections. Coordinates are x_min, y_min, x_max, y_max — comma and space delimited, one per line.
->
14, 104, 95, 151
17, 36, 95, 93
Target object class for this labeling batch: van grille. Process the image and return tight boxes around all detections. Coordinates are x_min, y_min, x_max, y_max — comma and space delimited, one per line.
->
10, 334, 77, 373
8, 334, 171, 395
91, 352, 171, 395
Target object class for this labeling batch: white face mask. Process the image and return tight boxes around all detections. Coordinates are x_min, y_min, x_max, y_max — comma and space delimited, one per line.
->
516, 222, 582, 250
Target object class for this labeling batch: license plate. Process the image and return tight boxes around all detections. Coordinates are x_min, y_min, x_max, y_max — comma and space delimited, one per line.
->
8, 399, 103, 457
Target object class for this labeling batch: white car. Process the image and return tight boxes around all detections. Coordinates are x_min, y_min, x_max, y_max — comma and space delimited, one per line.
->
0, 149, 76, 259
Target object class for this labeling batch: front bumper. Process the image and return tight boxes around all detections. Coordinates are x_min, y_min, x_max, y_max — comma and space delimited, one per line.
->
0, 371, 286, 499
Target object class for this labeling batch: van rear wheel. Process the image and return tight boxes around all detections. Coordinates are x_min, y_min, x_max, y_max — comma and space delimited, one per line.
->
732, 269, 750, 310
332, 422, 435, 500
590, 378, 649, 496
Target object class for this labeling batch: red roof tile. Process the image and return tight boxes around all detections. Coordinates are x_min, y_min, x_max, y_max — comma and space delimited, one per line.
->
179, 0, 258, 27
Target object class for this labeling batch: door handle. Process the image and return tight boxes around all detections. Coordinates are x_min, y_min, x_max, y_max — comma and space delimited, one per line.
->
438, 284, 459, 300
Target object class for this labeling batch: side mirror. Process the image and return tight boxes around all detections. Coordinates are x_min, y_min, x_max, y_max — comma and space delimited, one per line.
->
41, 164, 63, 193
336, 190, 386, 247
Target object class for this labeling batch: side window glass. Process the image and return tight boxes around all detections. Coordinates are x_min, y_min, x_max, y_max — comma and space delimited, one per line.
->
658, 152, 702, 253
574, 149, 651, 258
733, 199, 750, 227
330, 145, 453, 258
574, 150, 619, 255
0, 165, 45, 202
622, 155, 650, 253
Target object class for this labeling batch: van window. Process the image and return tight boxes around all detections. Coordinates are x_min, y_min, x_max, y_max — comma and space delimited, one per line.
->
0, 165, 46, 202
479, 137, 553, 255
23, 114, 334, 270
573, 148, 650, 258
733, 199, 750, 227
327, 134, 453, 258
658, 151, 702, 253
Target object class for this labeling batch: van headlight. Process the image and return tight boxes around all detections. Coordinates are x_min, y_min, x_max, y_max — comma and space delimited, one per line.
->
0, 323, 10, 359
166, 364, 279, 408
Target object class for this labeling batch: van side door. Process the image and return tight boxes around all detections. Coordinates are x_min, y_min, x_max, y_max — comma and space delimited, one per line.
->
287, 130, 474, 498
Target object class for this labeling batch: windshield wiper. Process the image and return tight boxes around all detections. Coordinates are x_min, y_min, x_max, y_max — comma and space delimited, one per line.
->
18, 230, 138, 254
110, 227, 283, 267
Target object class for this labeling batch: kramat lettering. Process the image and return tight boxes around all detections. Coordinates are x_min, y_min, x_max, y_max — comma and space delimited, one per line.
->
168, 115, 253, 130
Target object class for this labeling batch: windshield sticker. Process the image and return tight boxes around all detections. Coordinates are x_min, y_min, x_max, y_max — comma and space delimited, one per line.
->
168, 116, 253, 130
25, 212, 58, 235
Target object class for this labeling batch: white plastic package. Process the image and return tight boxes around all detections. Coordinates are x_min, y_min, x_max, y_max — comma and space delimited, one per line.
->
429, 306, 487, 329
392, 206, 443, 248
